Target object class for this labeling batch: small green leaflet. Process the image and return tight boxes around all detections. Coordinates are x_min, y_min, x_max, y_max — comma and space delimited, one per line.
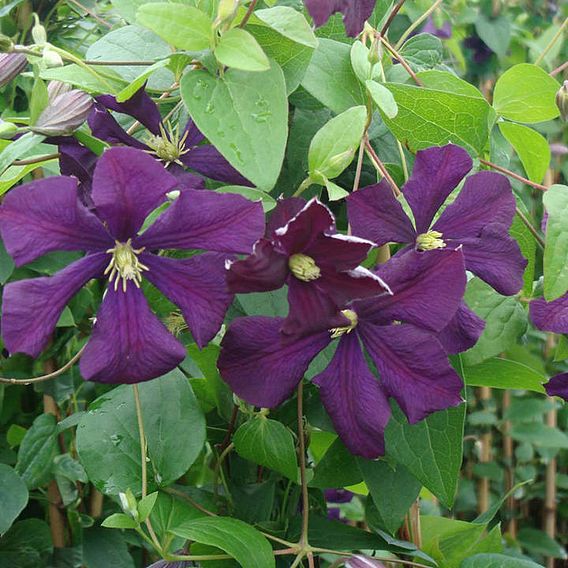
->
366, 80, 398, 118
543, 184, 568, 301
215, 28, 270, 72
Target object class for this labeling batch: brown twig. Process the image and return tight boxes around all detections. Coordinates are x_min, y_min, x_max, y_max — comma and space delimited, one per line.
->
67, 0, 112, 28
219, 404, 239, 451
479, 159, 549, 191
550, 60, 568, 77
12, 153, 60, 166
380, 0, 407, 36
502, 390, 517, 538
364, 138, 401, 196
477, 386, 493, 515
515, 207, 545, 249
378, 35, 424, 86
240, 0, 258, 28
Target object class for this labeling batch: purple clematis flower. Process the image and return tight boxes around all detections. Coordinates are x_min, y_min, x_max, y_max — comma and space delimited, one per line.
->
227, 197, 391, 337
304, 0, 376, 37
530, 297, 568, 400
422, 16, 452, 39
89, 85, 250, 186
0, 147, 264, 384
219, 247, 467, 459
347, 143, 527, 354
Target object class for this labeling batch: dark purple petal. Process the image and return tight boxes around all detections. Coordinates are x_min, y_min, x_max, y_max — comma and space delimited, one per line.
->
319, 267, 391, 307
544, 373, 568, 401
181, 145, 252, 186
141, 252, 233, 348
459, 224, 527, 296
437, 301, 485, 354
166, 165, 207, 190
80, 285, 186, 384
135, 189, 264, 254
218, 317, 330, 407
347, 180, 416, 246
422, 18, 452, 39
530, 295, 568, 334
359, 322, 464, 424
226, 239, 289, 293
1, 253, 108, 357
357, 248, 466, 332
88, 102, 147, 149
96, 86, 162, 135
91, 147, 178, 241
433, 171, 515, 238
345, 555, 386, 568
313, 333, 391, 459
306, 234, 375, 271
275, 199, 335, 255
0, 176, 112, 266
324, 489, 354, 504
55, 138, 98, 202
183, 120, 205, 148
267, 197, 306, 236
403, 144, 472, 234
304, 0, 376, 36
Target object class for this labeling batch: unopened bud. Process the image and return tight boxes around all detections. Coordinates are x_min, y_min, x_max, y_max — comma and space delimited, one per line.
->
0, 34, 14, 53
47, 80, 71, 101
42, 47, 63, 68
0, 53, 26, 87
556, 81, 568, 122
324, 148, 356, 178
0, 120, 18, 139
345, 556, 386, 568
32, 89, 92, 135
32, 14, 47, 46
216, 0, 238, 25
368, 37, 381, 66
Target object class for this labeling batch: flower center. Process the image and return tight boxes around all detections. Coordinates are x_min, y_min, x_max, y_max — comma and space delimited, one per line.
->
330, 309, 358, 339
416, 230, 446, 251
145, 123, 190, 166
288, 253, 321, 282
104, 239, 149, 292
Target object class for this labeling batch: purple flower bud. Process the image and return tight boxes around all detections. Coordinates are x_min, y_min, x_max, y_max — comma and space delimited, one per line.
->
47, 80, 72, 101
556, 80, 568, 121
345, 555, 386, 568
32, 89, 93, 136
550, 143, 568, 156
146, 559, 191, 568
0, 53, 26, 88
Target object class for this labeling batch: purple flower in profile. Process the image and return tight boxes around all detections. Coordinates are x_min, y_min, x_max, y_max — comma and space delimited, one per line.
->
0, 53, 26, 87
304, 0, 376, 37
422, 16, 452, 39
346, 555, 386, 568
89, 86, 249, 186
463, 35, 493, 65
219, 248, 467, 459
0, 147, 264, 384
227, 198, 391, 337
347, 144, 527, 353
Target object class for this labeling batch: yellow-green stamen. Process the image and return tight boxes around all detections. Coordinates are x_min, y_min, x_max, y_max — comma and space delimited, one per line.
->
289, 253, 321, 282
104, 239, 148, 292
416, 230, 446, 251
144, 122, 190, 166
330, 309, 358, 339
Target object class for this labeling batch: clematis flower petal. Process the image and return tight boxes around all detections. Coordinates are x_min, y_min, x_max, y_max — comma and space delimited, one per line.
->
91, 147, 178, 241
530, 295, 568, 334
180, 144, 251, 185
358, 248, 466, 332
433, 171, 516, 238
96, 87, 162, 135
304, 0, 376, 36
1, 253, 109, 357
141, 252, 234, 348
0, 176, 112, 266
313, 333, 391, 459
403, 144, 472, 234
183, 120, 205, 148
88, 102, 147, 150
218, 316, 330, 407
226, 239, 289, 293
359, 322, 464, 423
135, 188, 264, 254
318, 267, 391, 307
544, 373, 568, 400
55, 138, 98, 202
459, 224, 527, 296
306, 233, 375, 271
275, 199, 335, 255
347, 180, 417, 246
437, 301, 485, 354
267, 197, 306, 236
80, 286, 186, 384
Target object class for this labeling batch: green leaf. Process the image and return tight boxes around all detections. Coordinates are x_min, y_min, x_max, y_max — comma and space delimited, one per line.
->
517, 528, 567, 559
233, 417, 298, 480
385, 404, 465, 508
460, 358, 546, 393
15, 413, 58, 489
475, 14, 511, 57
0, 133, 46, 178
510, 423, 568, 449
418, 70, 486, 98
473, 480, 532, 525
509, 213, 536, 296
311, 437, 363, 489
40, 64, 125, 94
308, 105, 367, 181
149, 491, 209, 539
324, 178, 349, 201
115, 60, 170, 103
238, 286, 288, 317
462, 279, 527, 366
398, 33, 444, 71
499, 122, 550, 183
136, 3, 212, 51
180, 62, 288, 190
366, 80, 398, 118
543, 184, 568, 301
350, 41, 373, 83
215, 28, 270, 72
137, 492, 159, 522
171, 517, 275, 568
358, 459, 421, 535
493, 64, 560, 123
83, 527, 135, 568
29, 78, 49, 126
0, 519, 53, 567
381, 83, 492, 155
254, 6, 317, 48
101, 514, 138, 529
0, 465, 28, 535
301, 38, 366, 113
76, 370, 205, 495
462, 554, 544, 568
215, 185, 276, 211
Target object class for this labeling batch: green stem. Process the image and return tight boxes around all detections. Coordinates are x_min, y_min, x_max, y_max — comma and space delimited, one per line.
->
535, 17, 568, 66
293, 177, 313, 197
516, 206, 545, 249
213, 442, 235, 502
479, 159, 548, 191
395, 0, 443, 49
380, 0, 407, 36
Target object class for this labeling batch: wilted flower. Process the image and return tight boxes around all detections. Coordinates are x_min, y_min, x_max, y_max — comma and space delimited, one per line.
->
89, 85, 249, 185
556, 80, 568, 121
0, 147, 264, 384
219, 248, 466, 458
32, 89, 92, 136
0, 53, 26, 87
304, 0, 376, 37
227, 198, 391, 337
347, 144, 527, 353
